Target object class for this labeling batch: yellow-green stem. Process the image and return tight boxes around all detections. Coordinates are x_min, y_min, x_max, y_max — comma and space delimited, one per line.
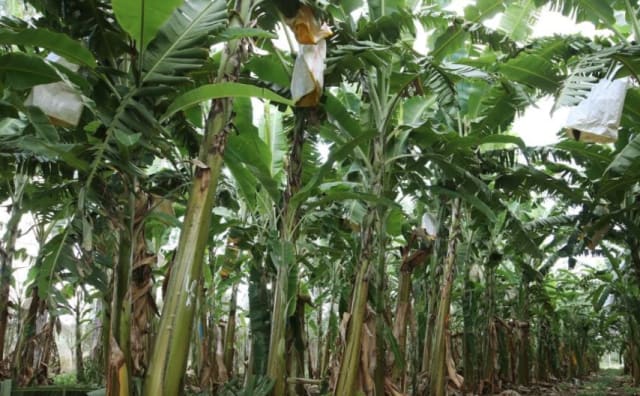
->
0, 172, 26, 361
143, 108, 228, 395
267, 263, 289, 395
266, 110, 307, 396
429, 199, 462, 396
108, 188, 135, 396
333, 256, 371, 396
224, 282, 239, 373
143, 1, 252, 393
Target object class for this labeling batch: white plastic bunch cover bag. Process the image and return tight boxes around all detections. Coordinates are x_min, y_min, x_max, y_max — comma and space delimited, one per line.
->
287, 4, 332, 107
421, 213, 437, 238
25, 53, 83, 127
291, 40, 327, 107
565, 78, 628, 143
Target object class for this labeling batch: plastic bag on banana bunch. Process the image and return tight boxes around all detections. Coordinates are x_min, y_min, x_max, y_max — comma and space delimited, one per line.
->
291, 40, 328, 107
25, 53, 84, 127
565, 78, 628, 143
287, 5, 332, 107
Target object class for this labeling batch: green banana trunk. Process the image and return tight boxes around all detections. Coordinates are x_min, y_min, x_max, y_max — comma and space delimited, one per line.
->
335, 87, 387, 396
429, 199, 462, 396
248, 260, 271, 378
393, 239, 431, 389
107, 189, 135, 396
143, 1, 252, 394
334, 210, 376, 396
143, 104, 228, 395
267, 111, 306, 396
14, 286, 41, 385
0, 172, 27, 361
462, 242, 480, 393
333, 251, 372, 396
75, 286, 85, 383
224, 282, 239, 373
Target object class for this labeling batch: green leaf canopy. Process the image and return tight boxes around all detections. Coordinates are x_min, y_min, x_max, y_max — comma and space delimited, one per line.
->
0, 29, 96, 68
112, 0, 183, 50
0, 53, 61, 90
162, 83, 294, 120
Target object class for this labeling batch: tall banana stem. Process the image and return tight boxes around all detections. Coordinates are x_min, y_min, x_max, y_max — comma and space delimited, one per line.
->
0, 171, 27, 361
143, 1, 252, 394
429, 199, 462, 396
335, 135, 384, 396
107, 188, 135, 396
267, 110, 306, 396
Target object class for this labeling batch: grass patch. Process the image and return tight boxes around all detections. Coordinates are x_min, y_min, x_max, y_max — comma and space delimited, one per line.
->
575, 369, 640, 396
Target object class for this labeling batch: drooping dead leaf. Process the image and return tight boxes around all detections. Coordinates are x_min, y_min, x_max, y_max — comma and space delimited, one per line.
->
358, 305, 377, 395
108, 336, 130, 396
130, 190, 160, 376
446, 330, 464, 389
384, 377, 406, 396
151, 194, 175, 216
485, 318, 500, 392
214, 324, 229, 382
339, 312, 351, 343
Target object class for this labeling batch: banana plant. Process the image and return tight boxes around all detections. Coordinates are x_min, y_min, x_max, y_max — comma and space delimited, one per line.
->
1, 0, 263, 391
0, 166, 27, 361
142, 0, 260, 394
3, 0, 640, 395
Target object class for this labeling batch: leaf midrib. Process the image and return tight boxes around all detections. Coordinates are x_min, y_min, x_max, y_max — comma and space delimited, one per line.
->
142, 0, 223, 85
501, 61, 558, 89
503, 0, 533, 39
433, 0, 503, 60
0, 65, 59, 83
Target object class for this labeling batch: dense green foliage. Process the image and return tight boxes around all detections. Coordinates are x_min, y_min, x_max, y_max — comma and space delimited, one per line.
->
0, 0, 640, 395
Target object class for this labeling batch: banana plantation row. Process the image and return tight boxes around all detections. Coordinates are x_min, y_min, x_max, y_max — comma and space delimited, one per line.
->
0, 0, 639, 395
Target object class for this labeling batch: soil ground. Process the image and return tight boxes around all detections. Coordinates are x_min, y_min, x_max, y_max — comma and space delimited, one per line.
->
496, 369, 640, 396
